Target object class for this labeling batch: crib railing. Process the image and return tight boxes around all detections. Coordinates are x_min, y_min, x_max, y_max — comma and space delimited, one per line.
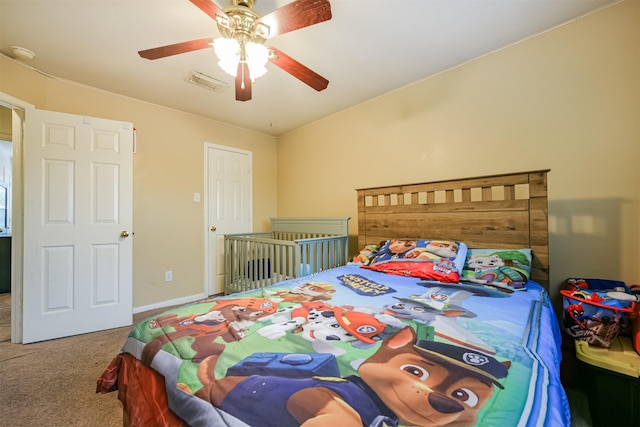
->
224, 231, 349, 294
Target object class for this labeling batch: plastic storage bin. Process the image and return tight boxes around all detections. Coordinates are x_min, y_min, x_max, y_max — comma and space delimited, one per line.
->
575, 336, 640, 426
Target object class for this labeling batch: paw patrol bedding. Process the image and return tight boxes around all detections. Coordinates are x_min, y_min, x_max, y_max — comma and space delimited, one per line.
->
97, 265, 569, 427
363, 239, 467, 283
460, 248, 533, 291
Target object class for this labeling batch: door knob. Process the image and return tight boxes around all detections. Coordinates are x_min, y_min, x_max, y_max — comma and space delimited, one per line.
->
210, 226, 217, 232
120, 231, 130, 238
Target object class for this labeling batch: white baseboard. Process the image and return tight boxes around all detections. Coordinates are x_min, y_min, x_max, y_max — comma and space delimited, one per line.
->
133, 292, 207, 314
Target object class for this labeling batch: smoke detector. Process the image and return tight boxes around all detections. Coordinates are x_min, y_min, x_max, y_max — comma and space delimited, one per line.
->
10, 46, 35, 61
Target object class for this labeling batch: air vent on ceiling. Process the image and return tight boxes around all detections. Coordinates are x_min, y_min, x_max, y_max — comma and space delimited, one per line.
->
186, 70, 228, 93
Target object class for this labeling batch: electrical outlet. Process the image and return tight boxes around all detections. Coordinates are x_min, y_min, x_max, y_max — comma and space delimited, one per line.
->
165, 271, 173, 282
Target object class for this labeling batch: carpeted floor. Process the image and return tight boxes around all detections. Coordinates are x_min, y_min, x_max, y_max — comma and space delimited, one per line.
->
0, 293, 594, 426
0, 294, 170, 426
0, 293, 9, 342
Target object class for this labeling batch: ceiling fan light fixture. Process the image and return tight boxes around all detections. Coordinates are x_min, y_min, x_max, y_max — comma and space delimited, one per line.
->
213, 38, 268, 81
244, 41, 269, 79
138, 0, 332, 101
213, 37, 240, 76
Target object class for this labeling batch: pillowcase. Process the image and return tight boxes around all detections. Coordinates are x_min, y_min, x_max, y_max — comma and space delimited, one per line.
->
461, 248, 533, 290
362, 239, 467, 283
349, 244, 380, 266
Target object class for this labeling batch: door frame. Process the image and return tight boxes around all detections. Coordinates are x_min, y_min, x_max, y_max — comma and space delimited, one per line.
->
0, 92, 32, 343
203, 142, 253, 296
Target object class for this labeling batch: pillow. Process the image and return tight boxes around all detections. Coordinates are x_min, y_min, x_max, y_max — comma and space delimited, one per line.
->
461, 248, 533, 290
349, 244, 380, 266
362, 239, 467, 283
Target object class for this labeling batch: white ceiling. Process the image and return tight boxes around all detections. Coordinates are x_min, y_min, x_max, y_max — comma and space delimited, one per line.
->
0, 0, 617, 136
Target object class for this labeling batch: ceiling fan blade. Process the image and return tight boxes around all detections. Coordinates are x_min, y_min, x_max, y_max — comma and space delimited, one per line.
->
138, 38, 214, 60
268, 47, 328, 92
189, 0, 228, 22
235, 62, 252, 101
256, 0, 332, 38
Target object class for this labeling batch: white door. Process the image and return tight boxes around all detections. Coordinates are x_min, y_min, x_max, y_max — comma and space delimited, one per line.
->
205, 143, 252, 296
22, 109, 133, 343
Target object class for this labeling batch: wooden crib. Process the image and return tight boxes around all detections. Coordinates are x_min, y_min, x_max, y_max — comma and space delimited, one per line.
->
223, 217, 350, 294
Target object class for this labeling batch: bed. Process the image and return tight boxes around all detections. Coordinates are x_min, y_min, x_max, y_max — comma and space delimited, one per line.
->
224, 217, 350, 294
98, 169, 570, 427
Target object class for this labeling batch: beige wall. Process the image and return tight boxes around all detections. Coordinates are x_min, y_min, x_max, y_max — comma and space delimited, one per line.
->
0, 58, 278, 308
276, 1, 640, 307
0, 107, 10, 140
1, 1, 638, 313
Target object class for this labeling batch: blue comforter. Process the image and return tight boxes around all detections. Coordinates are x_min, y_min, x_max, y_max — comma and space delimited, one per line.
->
108, 265, 570, 427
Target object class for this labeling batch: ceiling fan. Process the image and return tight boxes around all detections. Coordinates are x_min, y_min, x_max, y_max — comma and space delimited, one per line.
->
138, 0, 332, 101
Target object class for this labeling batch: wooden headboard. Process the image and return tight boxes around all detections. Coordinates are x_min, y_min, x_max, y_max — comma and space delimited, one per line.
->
356, 170, 550, 289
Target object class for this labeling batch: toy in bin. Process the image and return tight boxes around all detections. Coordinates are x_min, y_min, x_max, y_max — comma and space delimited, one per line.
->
561, 278, 638, 348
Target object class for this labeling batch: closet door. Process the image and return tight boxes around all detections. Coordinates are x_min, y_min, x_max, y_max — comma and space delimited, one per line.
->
205, 143, 252, 296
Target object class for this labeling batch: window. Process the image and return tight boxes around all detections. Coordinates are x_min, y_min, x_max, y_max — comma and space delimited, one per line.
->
0, 182, 7, 236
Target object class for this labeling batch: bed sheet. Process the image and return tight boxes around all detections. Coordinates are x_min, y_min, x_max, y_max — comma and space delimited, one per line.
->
98, 265, 570, 427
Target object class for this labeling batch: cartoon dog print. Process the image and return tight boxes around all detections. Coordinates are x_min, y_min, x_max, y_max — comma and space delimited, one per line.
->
383, 288, 496, 355
351, 244, 380, 265
368, 239, 417, 264
257, 301, 388, 356
263, 282, 336, 303
466, 254, 527, 288
196, 327, 510, 427
141, 297, 277, 365
405, 240, 460, 260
